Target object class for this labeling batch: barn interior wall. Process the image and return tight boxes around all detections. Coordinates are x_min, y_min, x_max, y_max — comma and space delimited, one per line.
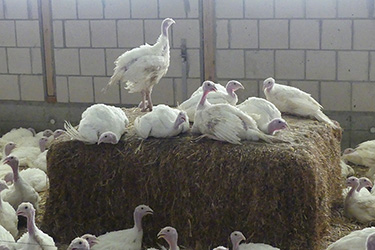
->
0, 0, 374, 148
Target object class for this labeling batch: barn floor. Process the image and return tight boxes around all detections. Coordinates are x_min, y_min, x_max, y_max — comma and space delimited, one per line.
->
29, 164, 368, 250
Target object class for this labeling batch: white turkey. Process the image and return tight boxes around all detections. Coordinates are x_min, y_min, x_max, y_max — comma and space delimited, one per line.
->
64, 104, 129, 145
156, 226, 179, 250
81, 234, 99, 248
342, 176, 372, 198
179, 80, 244, 122
237, 97, 288, 135
15, 202, 57, 250
263, 77, 339, 129
91, 204, 153, 250
230, 231, 279, 250
67, 237, 90, 250
342, 141, 375, 172
7, 138, 45, 168
191, 82, 227, 97
0, 225, 15, 250
28, 137, 49, 172
344, 176, 375, 223
1, 142, 16, 160
134, 104, 189, 139
326, 227, 375, 250
0, 127, 34, 147
340, 159, 355, 178
4, 168, 49, 192
0, 180, 18, 238
34, 129, 53, 139
2, 156, 40, 211
0, 142, 16, 180
192, 81, 279, 145
103, 18, 175, 112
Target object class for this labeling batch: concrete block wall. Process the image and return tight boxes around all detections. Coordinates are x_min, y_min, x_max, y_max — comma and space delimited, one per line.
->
0, 0, 44, 101
51, 0, 201, 106
215, 0, 375, 148
0, 0, 374, 148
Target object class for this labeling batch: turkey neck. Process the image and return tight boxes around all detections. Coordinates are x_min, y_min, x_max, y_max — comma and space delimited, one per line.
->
39, 141, 47, 152
27, 209, 37, 238
169, 242, 179, 250
344, 182, 359, 211
226, 87, 235, 98
134, 212, 143, 232
4, 145, 12, 156
173, 117, 183, 130
11, 163, 19, 182
232, 241, 240, 250
197, 90, 211, 110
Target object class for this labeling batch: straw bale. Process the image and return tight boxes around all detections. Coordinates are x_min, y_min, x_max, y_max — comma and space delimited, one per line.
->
41, 108, 342, 250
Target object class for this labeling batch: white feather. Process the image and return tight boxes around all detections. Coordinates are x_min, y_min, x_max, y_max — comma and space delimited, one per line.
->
237, 97, 285, 134
327, 227, 375, 250
134, 104, 189, 139
263, 77, 338, 129
0, 225, 15, 249
64, 104, 129, 144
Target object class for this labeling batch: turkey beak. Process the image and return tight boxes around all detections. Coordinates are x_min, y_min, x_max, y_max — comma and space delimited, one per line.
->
91, 238, 100, 245
3, 157, 10, 165
146, 208, 154, 216
238, 83, 244, 90
157, 232, 165, 239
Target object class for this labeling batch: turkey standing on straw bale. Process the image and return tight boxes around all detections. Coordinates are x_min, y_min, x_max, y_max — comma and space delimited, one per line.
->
91, 205, 153, 250
15, 202, 57, 250
67, 237, 91, 250
230, 231, 280, 250
0, 180, 18, 238
0, 225, 15, 250
179, 80, 244, 122
147, 226, 179, 250
2, 156, 40, 211
192, 81, 279, 144
81, 234, 99, 248
237, 97, 288, 135
134, 104, 189, 139
64, 104, 129, 145
344, 176, 375, 223
326, 227, 375, 250
103, 18, 175, 112
263, 77, 339, 129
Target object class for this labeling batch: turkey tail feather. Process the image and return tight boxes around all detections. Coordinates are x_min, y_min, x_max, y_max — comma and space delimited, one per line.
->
315, 110, 339, 129
64, 121, 90, 143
